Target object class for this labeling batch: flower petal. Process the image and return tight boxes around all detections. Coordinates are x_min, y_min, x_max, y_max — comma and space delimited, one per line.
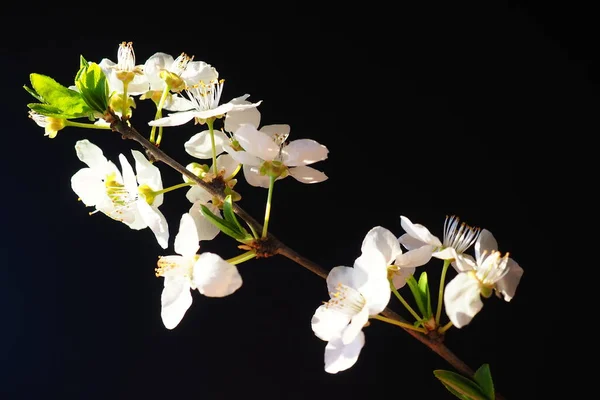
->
324, 331, 365, 374
224, 96, 262, 133
242, 165, 271, 188
186, 185, 213, 204
71, 168, 107, 206
453, 254, 477, 273
132, 150, 164, 207
189, 201, 221, 241
182, 60, 218, 85
259, 124, 290, 139
395, 245, 435, 268
400, 215, 442, 247
283, 139, 329, 167
398, 233, 426, 251
289, 165, 328, 184
311, 304, 351, 341
444, 272, 483, 328
118, 154, 138, 195
137, 200, 169, 249
163, 94, 195, 111
149, 110, 196, 127
326, 266, 356, 294
184, 130, 228, 159
75, 139, 108, 170
216, 153, 239, 177
360, 226, 402, 265
352, 252, 391, 313
174, 213, 200, 257
193, 253, 242, 297
476, 229, 498, 261
227, 151, 262, 167
341, 306, 369, 345
392, 267, 415, 289
495, 258, 524, 302
433, 247, 458, 260
160, 276, 193, 330
233, 124, 279, 161
143, 52, 173, 90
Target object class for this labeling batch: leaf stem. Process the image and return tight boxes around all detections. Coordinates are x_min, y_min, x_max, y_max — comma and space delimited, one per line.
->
151, 85, 171, 145
152, 182, 193, 196
207, 118, 218, 175
65, 121, 112, 130
226, 251, 257, 265
390, 279, 423, 322
371, 314, 428, 333
262, 175, 276, 238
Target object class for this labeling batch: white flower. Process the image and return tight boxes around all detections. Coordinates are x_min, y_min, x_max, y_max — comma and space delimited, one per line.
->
225, 123, 329, 188
397, 215, 481, 269
311, 227, 392, 373
28, 111, 66, 138
183, 95, 261, 159
444, 229, 524, 328
99, 41, 149, 95
156, 213, 243, 329
142, 52, 218, 111
148, 77, 262, 127
70, 140, 169, 248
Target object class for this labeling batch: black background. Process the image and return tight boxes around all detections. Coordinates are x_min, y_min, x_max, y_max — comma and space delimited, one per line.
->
2, 2, 593, 399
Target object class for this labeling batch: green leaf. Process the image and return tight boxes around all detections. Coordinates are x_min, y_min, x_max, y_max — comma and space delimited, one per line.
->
418, 271, 432, 318
473, 364, 495, 400
406, 275, 427, 318
434, 370, 489, 400
200, 204, 246, 241
29, 73, 91, 117
222, 195, 253, 241
79, 55, 89, 69
23, 85, 44, 102
27, 103, 75, 119
75, 61, 109, 114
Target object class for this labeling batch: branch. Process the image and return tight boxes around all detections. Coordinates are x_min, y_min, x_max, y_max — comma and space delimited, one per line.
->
110, 115, 504, 399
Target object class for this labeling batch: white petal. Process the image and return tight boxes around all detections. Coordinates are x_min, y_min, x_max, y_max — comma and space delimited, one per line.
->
75, 139, 108, 170
216, 153, 239, 177
352, 253, 390, 313
182, 61, 218, 85
184, 130, 228, 159
234, 124, 279, 161
283, 139, 329, 167
259, 124, 290, 139
433, 247, 458, 260
163, 94, 195, 111
174, 213, 200, 257
311, 304, 351, 341
326, 266, 356, 294
227, 150, 262, 167
161, 276, 193, 330
324, 331, 365, 374
398, 233, 426, 251
149, 110, 196, 127
444, 273, 484, 328
289, 165, 328, 184
495, 258, 523, 301
193, 253, 242, 297
395, 245, 435, 268
137, 200, 169, 249
143, 52, 173, 89
392, 267, 415, 289
186, 185, 213, 204
242, 165, 271, 188
127, 75, 150, 96
225, 105, 261, 134
400, 216, 443, 247
132, 150, 163, 207
360, 226, 402, 264
189, 201, 221, 241
71, 168, 106, 206
118, 154, 138, 195
453, 254, 477, 273
341, 307, 369, 345
476, 229, 498, 262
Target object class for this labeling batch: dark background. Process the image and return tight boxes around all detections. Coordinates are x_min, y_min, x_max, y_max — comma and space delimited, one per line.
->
1, 2, 592, 399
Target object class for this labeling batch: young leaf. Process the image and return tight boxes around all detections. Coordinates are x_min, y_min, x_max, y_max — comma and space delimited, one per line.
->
434, 370, 489, 400
75, 61, 109, 114
223, 195, 249, 237
406, 275, 427, 318
29, 73, 91, 117
473, 364, 495, 400
200, 204, 246, 241
27, 103, 68, 118
418, 271, 432, 318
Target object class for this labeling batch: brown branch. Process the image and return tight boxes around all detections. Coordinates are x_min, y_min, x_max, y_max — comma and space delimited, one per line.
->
109, 114, 505, 399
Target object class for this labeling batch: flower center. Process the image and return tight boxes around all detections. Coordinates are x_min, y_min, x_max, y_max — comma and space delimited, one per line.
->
117, 41, 136, 72
155, 256, 197, 288
443, 215, 480, 254
93, 172, 138, 220
171, 52, 194, 76
474, 250, 510, 286
187, 79, 225, 112
324, 283, 366, 317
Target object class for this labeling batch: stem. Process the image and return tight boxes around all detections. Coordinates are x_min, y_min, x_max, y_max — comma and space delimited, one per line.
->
439, 321, 453, 334
153, 182, 193, 196
226, 251, 257, 265
109, 114, 490, 388
122, 82, 129, 117
262, 176, 276, 238
150, 85, 171, 145
436, 259, 451, 326
207, 118, 218, 175
65, 121, 112, 130
390, 280, 423, 322
225, 163, 242, 181
371, 314, 427, 333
